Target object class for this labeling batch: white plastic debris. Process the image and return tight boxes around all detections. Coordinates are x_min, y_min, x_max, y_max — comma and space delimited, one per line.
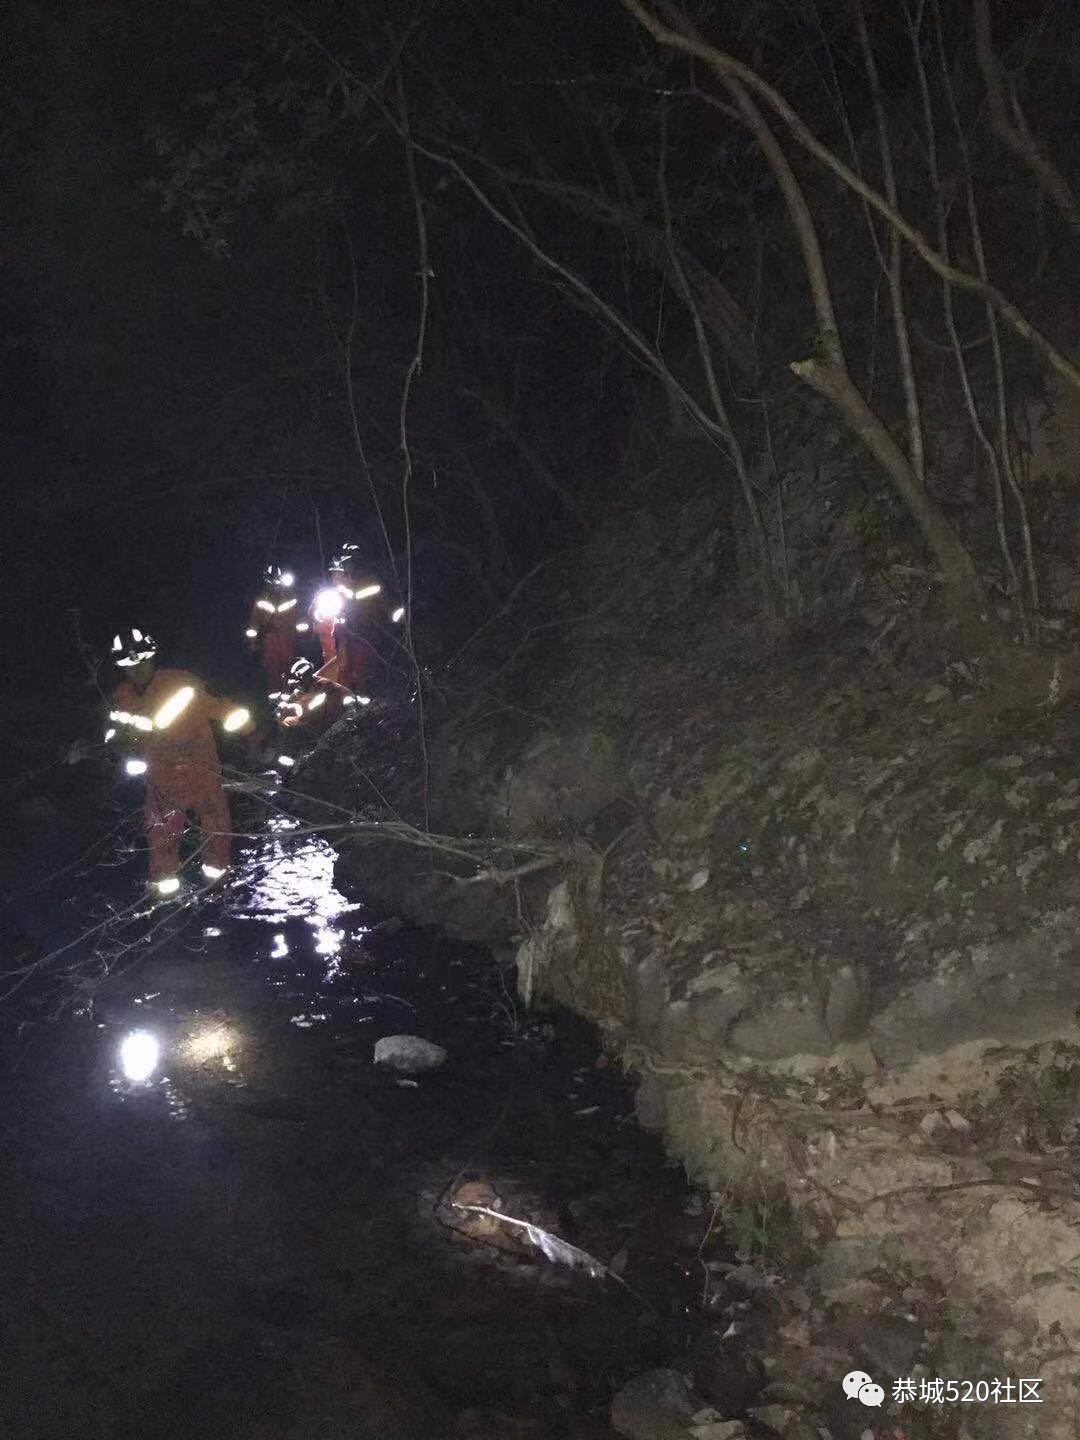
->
373, 1035, 448, 1074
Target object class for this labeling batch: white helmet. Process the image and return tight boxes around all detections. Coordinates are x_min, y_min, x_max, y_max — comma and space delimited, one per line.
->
111, 627, 158, 668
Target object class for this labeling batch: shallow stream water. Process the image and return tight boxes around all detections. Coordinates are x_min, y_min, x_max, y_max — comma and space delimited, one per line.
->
0, 775, 731, 1439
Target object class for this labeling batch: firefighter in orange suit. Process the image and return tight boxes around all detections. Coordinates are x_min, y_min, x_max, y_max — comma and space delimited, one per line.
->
331, 544, 385, 693
245, 565, 310, 689
274, 657, 349, 734
107, 627, 253, 896
310, 558, 346, 665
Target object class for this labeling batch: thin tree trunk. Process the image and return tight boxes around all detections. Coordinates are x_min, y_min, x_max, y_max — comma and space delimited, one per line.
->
853, 0, 926, 486
909, 0, 1025, 630
622, 0, 1080, 396
791, 357, 982, 602
722, 71, 984, 613
934, 4, 1040, 615
657, 103, 772, 596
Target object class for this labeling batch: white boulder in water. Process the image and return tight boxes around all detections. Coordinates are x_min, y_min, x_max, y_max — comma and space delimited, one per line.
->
373, 1035, 448, 1074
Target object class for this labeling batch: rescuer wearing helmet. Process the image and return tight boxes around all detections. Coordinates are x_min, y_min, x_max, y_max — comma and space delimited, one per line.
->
245, 564, 310, 689
330, 544, 386, 694
106, 627, 254, 896
310, 557, 346, 666
275, 657, 341, 733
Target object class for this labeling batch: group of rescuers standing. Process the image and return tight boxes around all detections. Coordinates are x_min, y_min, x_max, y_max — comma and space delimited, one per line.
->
105, 544, 406, 899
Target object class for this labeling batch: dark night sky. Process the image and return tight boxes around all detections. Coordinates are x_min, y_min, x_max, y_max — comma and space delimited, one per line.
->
1, 1, 364, 706
1, 0, 615, 716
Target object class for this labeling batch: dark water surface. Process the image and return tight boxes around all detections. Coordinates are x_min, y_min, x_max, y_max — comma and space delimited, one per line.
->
0, 782, 718, 1439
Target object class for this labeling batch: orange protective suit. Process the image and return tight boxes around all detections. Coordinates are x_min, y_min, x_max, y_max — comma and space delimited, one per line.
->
310, 578, 346, 665
313, 616, 337, 666
111, 668, 243, 883
248, 594, 302, 688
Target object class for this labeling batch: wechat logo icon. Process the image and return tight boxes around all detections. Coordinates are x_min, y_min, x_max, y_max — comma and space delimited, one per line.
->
843, 1370, 885, 1407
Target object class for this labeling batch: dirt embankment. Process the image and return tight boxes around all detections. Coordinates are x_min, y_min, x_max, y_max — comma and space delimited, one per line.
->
295, 467, 1080, 1437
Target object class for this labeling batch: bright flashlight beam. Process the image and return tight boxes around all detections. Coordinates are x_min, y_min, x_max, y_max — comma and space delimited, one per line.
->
119, 1030, 160, 1082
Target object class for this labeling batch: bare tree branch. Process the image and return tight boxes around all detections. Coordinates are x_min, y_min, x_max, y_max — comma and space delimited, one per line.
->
657, 102, 772, 593
621, 0, 1080, 396
973, 0, 1080, 246
853, 0, 926, 487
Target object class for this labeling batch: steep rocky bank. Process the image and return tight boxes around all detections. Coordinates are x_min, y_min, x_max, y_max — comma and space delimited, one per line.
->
293, 443, 1080, 1438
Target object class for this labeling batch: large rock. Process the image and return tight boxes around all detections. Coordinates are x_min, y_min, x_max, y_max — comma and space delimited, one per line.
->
869, 918, 1080, 1066
610, 1368, 698, 1440
728, 998, 831, 1061
500, 726, 623, 834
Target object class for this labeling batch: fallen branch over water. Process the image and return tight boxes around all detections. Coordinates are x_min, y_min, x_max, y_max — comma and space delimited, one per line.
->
450, 1201, 656, 1316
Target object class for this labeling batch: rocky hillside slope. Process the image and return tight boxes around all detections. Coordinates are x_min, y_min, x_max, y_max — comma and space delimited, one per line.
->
294, 431, 1080, 1439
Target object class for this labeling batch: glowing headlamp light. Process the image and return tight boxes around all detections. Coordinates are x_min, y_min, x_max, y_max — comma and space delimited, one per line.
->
119, 1030, 160, 1082
314, 588, 343, 622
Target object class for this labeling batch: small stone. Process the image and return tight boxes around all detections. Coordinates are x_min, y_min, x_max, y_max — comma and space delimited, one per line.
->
856, 1315, 922, 1375
815, 1237, 885, 1294
688, 869, 710, 892
749, 1405, 797, 1435
451, 1179, 498, 1209
373, 1035, 448, 1073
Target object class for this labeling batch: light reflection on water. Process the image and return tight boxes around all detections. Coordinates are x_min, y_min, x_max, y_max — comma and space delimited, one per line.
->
235, 816, 365, 980
239, 819, 359, 924
102, 818, 369, 1107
